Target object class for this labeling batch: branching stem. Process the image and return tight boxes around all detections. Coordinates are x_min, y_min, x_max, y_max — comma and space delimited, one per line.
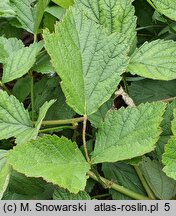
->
33, 116, 85, 126
87, 171, 151, 200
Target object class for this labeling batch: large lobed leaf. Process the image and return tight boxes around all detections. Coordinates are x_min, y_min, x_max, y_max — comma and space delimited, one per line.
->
43, 6, 128, 115
7, 135, 90, 193
76, 0, 137, 52
91, 102, 166, 164
127, 40, 176, 80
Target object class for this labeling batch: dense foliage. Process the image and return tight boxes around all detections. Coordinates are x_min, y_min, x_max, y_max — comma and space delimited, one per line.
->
1, 0, 176, 200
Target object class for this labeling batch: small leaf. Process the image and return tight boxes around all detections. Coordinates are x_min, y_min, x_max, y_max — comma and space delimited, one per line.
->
140, 157, 176, 199
45, 6, 66, 20
35, 99, 56, 130
0, 150, 11, 199
43, 6, 128, 115
127, 40, 176, 80
51, 0, 74, 8
12, 76, 31, 102
33, 0, 50, 34
0, 91, 36, 144
91, 102, 166, 164
7, 135, 90, 193
53, 187, 90, 200
152, 0, 176, 22
2, 41, 43, 83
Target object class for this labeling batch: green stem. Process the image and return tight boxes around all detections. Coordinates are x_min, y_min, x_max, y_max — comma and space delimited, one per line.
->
82, 115, 90, 162
122, 75, 128, 94
160, 97, 176, 103
134, 166, 155, 200
146, 0, 157, 10
0, 81, 11, 95
39, 125, 75, 133
33, 116, 85, 126
92, 193, 110, 199
34, 34, 37, 43
30, 72, 34, 121
87, 171, 151, 200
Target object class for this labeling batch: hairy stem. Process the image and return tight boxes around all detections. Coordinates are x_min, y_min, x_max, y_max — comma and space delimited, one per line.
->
33, 116, 85, 126
82, 115, 90, 162
134, 166, 155, 200
88, 171, 151, 200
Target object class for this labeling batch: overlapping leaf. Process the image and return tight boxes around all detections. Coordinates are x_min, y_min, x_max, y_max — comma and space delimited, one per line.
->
127, 40, 176, 80
163, 109, 176, 180
140, 157, 176, 200
91, 102, 166, 164
51, 0, 74, 8
2, 41, 43, 83
43, 6, 128, 115
152, 0, 176, 21
7, 135, 90, 193
76, 0, 137, 51
0, 150, 11, 199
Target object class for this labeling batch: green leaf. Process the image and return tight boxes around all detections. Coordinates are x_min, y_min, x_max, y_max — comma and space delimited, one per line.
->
0, 37, 24, 63
33, 76, 75, 120
33, 0, 50, 34
102, 162, 146, 200
127, 39, 176, 80
10, 0, 35, 33
88, 99, 113, 128
91, 102, 166, 164
76, 0, 137, 52
34, 100, 56, 130
0, 91, 36, 144
45, 6, 66, 20
43, 7, 128, 115
2, 41, 43, 83
3, 171, 54, 200
0, 150, 11, 199
140, 157, 176, 199
7, 135, 90, 193
32, 51, 54, 74
162, 109, 176, 180
152, 0, 176, 21
53, 187, 91, 200
0, 0, 16, 18
51, 0, 74, 8
128, 79, 176, 105
12, 76, 31, 102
